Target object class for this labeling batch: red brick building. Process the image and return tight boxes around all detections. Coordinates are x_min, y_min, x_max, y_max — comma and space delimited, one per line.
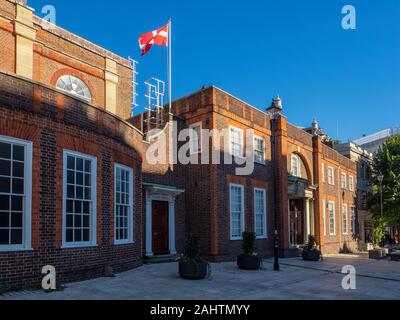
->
0, 0, 143, 290
0, 0, 359, 290
137, 87, 359, 260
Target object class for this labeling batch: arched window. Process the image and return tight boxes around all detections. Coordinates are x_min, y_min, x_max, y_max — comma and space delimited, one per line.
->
56, 75, 91, 102
291, 154, 301, 178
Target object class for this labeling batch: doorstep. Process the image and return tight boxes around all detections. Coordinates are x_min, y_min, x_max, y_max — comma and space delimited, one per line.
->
144, 254, 179, 264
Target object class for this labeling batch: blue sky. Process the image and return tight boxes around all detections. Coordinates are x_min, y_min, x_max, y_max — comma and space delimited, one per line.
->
29, 0, 400, 141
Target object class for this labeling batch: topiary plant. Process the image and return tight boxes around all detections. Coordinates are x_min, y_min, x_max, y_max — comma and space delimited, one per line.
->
179, 234, 204, 263
242, 231, 257, 256
305, 235, 318, 252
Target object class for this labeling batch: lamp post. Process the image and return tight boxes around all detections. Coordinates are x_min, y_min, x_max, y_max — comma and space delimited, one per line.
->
267, 96, 283, 272
377, 173, 384, 247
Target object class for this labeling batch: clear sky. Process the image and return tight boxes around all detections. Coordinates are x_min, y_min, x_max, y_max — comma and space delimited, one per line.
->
29, 0, 400, 141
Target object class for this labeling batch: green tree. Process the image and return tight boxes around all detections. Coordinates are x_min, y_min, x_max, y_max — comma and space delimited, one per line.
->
369, 135, 400, 236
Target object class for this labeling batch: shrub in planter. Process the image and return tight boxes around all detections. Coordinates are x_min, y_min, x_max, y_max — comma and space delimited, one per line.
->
178, 234, 209, 280
237, 232, 262, 270
302, 235, 322, 261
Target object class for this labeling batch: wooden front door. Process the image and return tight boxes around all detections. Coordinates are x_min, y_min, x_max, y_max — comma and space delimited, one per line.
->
152, 201, 169, 255
289, 199, 304, 246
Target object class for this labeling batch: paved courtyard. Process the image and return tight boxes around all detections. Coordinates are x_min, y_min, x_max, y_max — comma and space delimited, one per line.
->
1, 254, 399, 300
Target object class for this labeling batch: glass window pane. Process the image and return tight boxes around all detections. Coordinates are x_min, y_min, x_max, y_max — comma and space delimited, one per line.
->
84, 160, 91, 173
66, 200, 74, 213
0, 142, 11, 159
67, 170, 74, 184
0, 160, 11, 176
11, 196, 23, 211
12, 145, 24, 162
74, 201, 82, 213
67, 185, 74, 198
0, 229, 9, 244
83, 215, 89, 228
76, 158, 83, 171
12, 178, 24, 194
0, 211, 9, 228
76, 186, 83, 199
67, 156, 75, 170
66, 229, 73, 242
85, 174, 91, 187
84, 187, 90, 200
74, 229, 82, 242
83, 202, 90, 214
0, 195, 9, 211
11, 212, 22, 228
74, 215, 82, 228
0, 177, 10, 193
12, 161, 24, 178
76, 172, 83, 185
66, 214, 73, 228
11, 229, 22, 245
83, 229, 90, 242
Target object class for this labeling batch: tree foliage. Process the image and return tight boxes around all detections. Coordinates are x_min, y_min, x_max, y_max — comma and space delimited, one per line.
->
369, 135, 400, 226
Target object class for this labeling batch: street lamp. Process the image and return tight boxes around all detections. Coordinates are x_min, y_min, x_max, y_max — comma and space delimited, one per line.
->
377, 173, 384, 247
267, 96, 283, 272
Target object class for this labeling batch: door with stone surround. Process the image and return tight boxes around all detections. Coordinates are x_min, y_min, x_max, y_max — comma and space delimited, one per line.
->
152, 201, 169, 255
289, 199, 304, 246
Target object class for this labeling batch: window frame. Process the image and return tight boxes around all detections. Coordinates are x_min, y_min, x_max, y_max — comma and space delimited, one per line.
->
62, 149, 97, 249
254, 188, 267, 239
349, 175, 355, 192
189, 122, 202, 155
341, 173, 347, 190
253, 135, 265, 165
322, 200, 327, 237
56, 75, 92, 102
291, 154, 301, 178
342, 204, 348, 235
0, 136, 32, 252
322, 162, 326, 183
114, 163, 134, 245
328, 166, 335, 185
229, 126, 244, 159
350, 206, 356, 235
328, 201, 336, 236
229, 183, 245, 241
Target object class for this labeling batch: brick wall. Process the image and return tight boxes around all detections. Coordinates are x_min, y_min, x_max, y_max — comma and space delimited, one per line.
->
165, 86, 359, 258
0, 0, 133, 120
0, 72, 143, 291
164, 87, 275, 260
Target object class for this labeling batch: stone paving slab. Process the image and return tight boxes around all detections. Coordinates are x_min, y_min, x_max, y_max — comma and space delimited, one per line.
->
1, 255, 399, 300
266, 254, 400, 282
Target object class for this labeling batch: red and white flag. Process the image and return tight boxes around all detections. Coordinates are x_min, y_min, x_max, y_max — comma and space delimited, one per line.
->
138, 23, 169, 56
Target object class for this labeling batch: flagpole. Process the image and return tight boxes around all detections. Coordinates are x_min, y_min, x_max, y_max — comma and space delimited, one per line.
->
168, 18, 172, 114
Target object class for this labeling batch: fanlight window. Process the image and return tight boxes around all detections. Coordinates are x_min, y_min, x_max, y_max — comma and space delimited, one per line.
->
56, 75, 91, 102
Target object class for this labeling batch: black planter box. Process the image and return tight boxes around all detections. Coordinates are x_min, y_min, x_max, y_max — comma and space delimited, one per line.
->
302, 250, 321, 261
237, 254, 261, 270
179, 261, 208, 280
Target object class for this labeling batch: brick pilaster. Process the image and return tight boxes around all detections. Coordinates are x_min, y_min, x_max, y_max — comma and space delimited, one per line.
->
312, 136, 324, 247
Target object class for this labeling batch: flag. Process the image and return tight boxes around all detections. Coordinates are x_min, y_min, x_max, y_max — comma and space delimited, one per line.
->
138, 23, 169, 56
